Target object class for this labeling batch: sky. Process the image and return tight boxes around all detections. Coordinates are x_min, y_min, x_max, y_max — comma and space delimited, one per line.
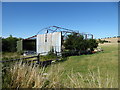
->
2, 2, 118, 39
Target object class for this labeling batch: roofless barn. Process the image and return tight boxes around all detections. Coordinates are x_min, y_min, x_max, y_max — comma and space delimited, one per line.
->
17, 26, 93, 55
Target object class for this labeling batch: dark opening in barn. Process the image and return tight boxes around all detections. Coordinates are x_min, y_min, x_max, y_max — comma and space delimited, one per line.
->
17, 39, 36, 52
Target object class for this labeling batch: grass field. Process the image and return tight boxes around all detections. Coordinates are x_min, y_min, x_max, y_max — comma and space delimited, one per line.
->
56, 43, 118, 75
2, 43, 118, 88
46, 43, 118, 88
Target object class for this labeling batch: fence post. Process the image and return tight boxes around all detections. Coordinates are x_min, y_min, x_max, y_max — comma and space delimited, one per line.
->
37, 53, 40, 64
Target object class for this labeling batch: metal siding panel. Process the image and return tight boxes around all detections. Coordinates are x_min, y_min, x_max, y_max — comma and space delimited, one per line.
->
37, 32, 61, 55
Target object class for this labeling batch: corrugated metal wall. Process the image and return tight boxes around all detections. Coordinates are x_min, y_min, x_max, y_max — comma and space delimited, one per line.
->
17, 40, 23, 52
37, 32, 61, 55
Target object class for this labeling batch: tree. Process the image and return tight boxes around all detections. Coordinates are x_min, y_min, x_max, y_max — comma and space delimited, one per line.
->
2, 38, 9, 52
63, 33, 85, 51
63, 32, 98, 55
2, 35, 20, 52
87, 39, 98, 51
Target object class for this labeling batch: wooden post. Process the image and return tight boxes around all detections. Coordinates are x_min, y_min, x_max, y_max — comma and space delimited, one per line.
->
37, 53, 40, 64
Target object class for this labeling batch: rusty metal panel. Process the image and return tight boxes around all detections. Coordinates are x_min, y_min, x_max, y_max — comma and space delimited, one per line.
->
37, 32, 61, 55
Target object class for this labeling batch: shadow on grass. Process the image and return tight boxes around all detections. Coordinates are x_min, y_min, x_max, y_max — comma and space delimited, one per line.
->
36, 56, 68, 67
38, 52, 98, 67
2, 51, 102, 68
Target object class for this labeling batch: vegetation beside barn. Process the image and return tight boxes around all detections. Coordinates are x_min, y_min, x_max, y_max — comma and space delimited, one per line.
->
2, 43, 118, 88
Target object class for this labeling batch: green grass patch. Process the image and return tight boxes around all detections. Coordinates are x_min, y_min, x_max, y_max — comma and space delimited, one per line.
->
2, 43, 118, 88
46, 43, 118, 87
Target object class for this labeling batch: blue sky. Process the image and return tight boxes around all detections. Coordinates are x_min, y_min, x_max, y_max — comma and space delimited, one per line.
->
2, 2, 118, 39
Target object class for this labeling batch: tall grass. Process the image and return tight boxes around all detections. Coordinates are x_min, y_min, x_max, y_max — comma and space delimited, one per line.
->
2, 43, 118, 88
3, 62, 117, 88
66, 67, 117, 88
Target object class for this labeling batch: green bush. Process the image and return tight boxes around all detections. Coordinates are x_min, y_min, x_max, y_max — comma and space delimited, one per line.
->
40, 47, 57, 61
87, 39, 98, 51
63, 33, 98, 55
98, 39, 111, 44
46, 47, 57, 59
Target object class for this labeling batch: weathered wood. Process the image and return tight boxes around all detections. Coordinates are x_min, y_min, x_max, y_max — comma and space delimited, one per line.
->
1, 55, 38, 63
1, 53, 59, 67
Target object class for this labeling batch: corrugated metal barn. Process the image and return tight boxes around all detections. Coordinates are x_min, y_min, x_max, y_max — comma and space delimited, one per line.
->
17, 26, 93, 55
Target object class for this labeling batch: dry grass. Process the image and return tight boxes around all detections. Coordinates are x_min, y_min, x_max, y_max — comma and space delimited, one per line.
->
8, 62, 64, 88
100, 37, 119, 43
66, 67, 117, 88
6, 62, 117, 88
2, 43, 118, 88
9, 62, 47, 88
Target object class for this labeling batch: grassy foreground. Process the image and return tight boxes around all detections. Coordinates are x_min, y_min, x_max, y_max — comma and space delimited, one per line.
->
56, 43, 118, 78
2, 43, 118, 88
46, 43, 118, 88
